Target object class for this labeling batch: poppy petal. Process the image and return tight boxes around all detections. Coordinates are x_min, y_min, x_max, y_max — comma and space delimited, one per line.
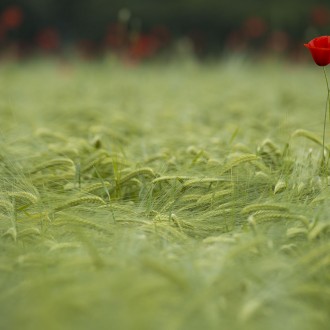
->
305, 36, 330, 66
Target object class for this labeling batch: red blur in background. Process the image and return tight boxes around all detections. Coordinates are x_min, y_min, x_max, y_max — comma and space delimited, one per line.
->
311, 5, 330, 27
1, 5, 23, 30
0, 3, 328, 63
243, 17, 267, 39
36, 28, 61, 52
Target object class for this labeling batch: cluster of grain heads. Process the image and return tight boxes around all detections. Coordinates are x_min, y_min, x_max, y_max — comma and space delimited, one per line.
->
185, 145, 210, 165
147, 146, 293, 237
274, 179, 287, 194
54, 195, 106, 212
0, 189, 41, 242
219, 153, 259, 176
116, 167, 156, 186
141, 138, 329, 238
257, 139, 282, 169
83, 181, 112, 194
291, 129, 330, 174
29, 158, 75, 174
242, 203, 309, 227
25, 126, 330, 243
182, 177, 229, 190
286, 210, 330, 241
0, 199, 14, 216
2, 226, 17, 241
35, 127, 131, 181
29, 157, 76, 189
142, 215, 188, 242
0, 190, 38, 211
81, 150, 113, 173
291, 129, 327, 152
196, 189, 233, 207
104, 167, 157, 200
307, 222, 330, 240
242, 203, 290, 215
16, 227, 41, 242
152, 175, 193, 185
53, 212, 111, 234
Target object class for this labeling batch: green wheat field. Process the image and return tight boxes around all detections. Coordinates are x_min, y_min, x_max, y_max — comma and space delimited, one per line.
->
1, 56, 330, 330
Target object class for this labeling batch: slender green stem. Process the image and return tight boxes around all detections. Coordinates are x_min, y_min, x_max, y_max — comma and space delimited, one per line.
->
324, 66, 330, 89
322, 92, 328, 161
322, 67, 330, 169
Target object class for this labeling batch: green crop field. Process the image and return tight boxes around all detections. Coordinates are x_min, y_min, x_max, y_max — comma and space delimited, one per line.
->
0, 56, 330, 330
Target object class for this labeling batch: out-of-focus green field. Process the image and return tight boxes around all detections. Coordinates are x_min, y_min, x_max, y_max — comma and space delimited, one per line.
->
0, 57, 330, 330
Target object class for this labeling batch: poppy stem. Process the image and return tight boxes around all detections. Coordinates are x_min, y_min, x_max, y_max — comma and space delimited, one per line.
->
322, 67, 330, 170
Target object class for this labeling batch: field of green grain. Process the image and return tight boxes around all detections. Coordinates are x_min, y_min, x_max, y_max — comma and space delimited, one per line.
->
0, 57, 330, 330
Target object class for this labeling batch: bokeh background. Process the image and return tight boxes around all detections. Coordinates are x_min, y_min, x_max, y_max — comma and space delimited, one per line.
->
0, 0, 329, 62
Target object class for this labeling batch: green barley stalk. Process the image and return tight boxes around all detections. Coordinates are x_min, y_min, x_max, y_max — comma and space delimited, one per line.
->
54, 196, 106, 212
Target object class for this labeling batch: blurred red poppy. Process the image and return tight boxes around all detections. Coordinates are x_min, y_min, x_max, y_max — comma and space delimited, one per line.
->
36, 28, 60, 51
304, 36, 330, 66
129, 34, 159, 61
243, 17, 267, 39
311, 5, 330, 27
1, 6, 23, 29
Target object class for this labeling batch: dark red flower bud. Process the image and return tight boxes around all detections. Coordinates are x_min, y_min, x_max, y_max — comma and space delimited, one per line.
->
304, 36, 330, 66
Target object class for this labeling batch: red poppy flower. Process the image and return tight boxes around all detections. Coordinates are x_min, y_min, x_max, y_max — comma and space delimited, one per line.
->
1, 6, 23, 30
304, 36, 330, 66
